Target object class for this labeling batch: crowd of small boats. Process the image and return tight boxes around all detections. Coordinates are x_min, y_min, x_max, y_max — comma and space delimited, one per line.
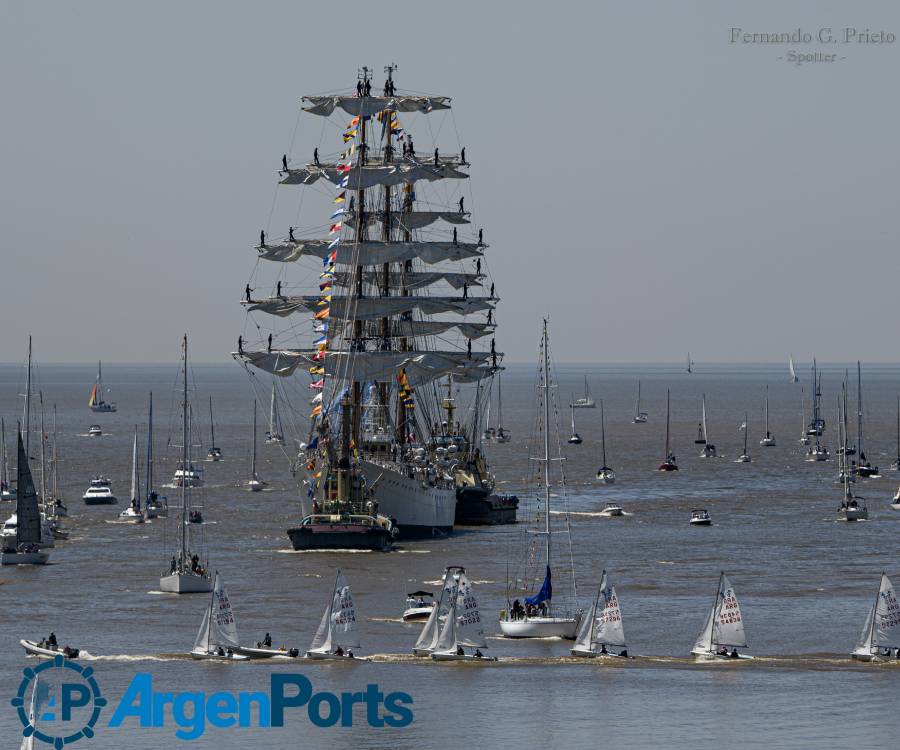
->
19, 566, 900, 664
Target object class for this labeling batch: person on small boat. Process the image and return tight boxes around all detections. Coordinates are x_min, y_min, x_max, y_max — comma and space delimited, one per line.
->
730, 648, 739, 659
48, 633, 58, 649
347, 650, 354, 659
474, 649, 484, 658
456, 646, 465, 656
335, 646, 344, 657
619, 649, 628, 658
226, 648, 233, 658
170, 556, 177, 574
600, 644, 608, 655
263, 633, 272, 648
217, 646, 225, 656
717, 646, 728, 656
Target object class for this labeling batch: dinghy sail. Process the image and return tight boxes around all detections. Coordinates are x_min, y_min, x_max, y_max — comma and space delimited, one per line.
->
191, 572, 247, 660
571, 570, 627, 657
414, 566, 463, 656
432, 570, 495, 660
691, 572, 750, 660
851, 573, 900, 661
307, 570, 362, 659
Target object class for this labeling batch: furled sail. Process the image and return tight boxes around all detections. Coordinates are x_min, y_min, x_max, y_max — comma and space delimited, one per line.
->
255, 239, 483, 266
281, 161, 468, 189
343, 210, 470, 231
302, 94, 452, 118
352, 320, 494, 340
243, 295, 494, 320
332, 270, 481, 291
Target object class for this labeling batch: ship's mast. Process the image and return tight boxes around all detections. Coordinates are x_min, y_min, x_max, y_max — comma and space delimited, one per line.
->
180, 334, 188, 563
38, 392, 46, 503
24, 336, 32, 457
541, 319, 551, 589
146, 392, 154, 500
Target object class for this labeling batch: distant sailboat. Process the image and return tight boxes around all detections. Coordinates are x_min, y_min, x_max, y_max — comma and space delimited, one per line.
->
691, 572, 752, 660
306, 570, 364, 660
759, 386, 776, 446
191, 572, 249, 660
145, 393, 167, 519
686, 353, 693, 374
805, 360, 828, 461
265, 384, 285, 444
567, 404, 582, 445
207, 396, 222, 461
698, 395, 716, 457
570, 376, 595, 409
596, 400, 615, 484
892, 395, 900, 472
88, 361, 117, 412
838, 383, 867, 521
789, 355, 799, 383
851, 574, 900, 661
798, 387, 810, 446
658, 389, 678, 471
736, 412, 751, 463
248, 400, 266, 492
854, 362, 879, 478
117, 427, 145, 523
1, 431, 49, 565
571, 570, 627, 658
632, 381, 648, 423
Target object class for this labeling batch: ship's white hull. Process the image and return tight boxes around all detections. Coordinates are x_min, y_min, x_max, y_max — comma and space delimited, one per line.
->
358, 459, 456, 536
499, 616, 578, 639
159, 572, 213, 593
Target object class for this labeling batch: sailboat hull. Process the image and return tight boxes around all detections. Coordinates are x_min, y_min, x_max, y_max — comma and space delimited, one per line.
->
159, 572, 213, 593
305, 650, 366, 661
191, 649, 250, 661
499, 616, 578, 639
454, 486, 518, 525
358, 459, 456, 537
431, 651, 497, 661
691, 649, 753, 661
1, 550, 49, 565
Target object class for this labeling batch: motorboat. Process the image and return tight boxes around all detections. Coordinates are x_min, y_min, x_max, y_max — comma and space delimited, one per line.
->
21, 639, 80, 660
88, 424, 102, 437
82, 476, 118, 504
403, 591, 436, 621
689, 509, 711, 526
598, 502, 624, 517
172, 465, 204, 488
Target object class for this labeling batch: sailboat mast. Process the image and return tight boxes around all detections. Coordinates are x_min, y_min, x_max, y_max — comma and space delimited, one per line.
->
24, 336, 32, 457
764, 386, 769, 435
52, 405, 59, 501
665, 389, 671, 457
146, 393, 154, 500
38, 392, 46, 502
0, 418, 7, 491
209, 396, 216, 449
542, 320, 551, 572
180, 335, 188, 562
896, 395, 899, 463
131, 426, 139, 508
600, 400, 607, 466
856, 361, 864, 458
252, 400, 258, 478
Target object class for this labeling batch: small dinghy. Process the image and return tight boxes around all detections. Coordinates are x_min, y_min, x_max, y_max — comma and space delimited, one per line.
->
571, 571, 628, 658
306, 570, 366, 661
402, 591, 436, 622
234, 634, 299, 659
190, 572, 250, 661
413, 567, 461, 656
690, 509, 711, 526
431, 571, 496, 661
851, 573, 900, 662
21, 638, 80, 660
691, 572, 753, 661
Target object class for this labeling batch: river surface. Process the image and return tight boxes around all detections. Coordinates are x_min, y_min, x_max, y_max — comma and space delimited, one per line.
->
1, 361, 898, 749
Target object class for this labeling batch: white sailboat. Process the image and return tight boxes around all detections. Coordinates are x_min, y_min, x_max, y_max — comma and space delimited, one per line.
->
798, 387, 811, 446
851, 574, 900, 661
19, 674, 42, 750
691, 572, 752, 660
207, 396, 222, 461
759, 386, 776, 446
570, 376, 595, 409
596, 399, 616, 484
413, 566, 462, 656
571, 571, 627, 658
658, 389, 678, 471
698, 394, 716, 457
190, 572, 249, 660
117, 427, 145, 523
805, 361, 828, 461
854, 362, 879, 478
145, 393, 167, 518
1, 431, 49, 565
838, 384, 868, 521
500, 319, 579, 639
265, 384, 285, 444
567, 404, 582, 445
248, 400, 266, 492
44, 405, 68, 520
735, 412, 751, 463
432, 570, 495, 661
1, 419, 14, 501
632, 380, 648, 423
789, 355, 799, 383
306, 570, 364, 660
88, 361, 117, 412
159, 335, 213, 594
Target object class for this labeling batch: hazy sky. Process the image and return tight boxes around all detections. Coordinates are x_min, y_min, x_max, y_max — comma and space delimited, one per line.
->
2, 0, 899, 364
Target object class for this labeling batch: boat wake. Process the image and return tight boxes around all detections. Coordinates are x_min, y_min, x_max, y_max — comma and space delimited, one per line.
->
275, 548, 372, 554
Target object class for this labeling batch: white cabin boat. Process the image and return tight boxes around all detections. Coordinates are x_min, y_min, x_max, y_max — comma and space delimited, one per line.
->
82, 476, 117, 504
402, 591, 436, 622
690, 509, 711, 526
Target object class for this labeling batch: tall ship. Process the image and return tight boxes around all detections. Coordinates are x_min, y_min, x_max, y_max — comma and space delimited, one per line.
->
235, 66, 501, 541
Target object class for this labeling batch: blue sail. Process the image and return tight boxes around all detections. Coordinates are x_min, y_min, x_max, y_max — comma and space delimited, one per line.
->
525, 566, 552, 606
